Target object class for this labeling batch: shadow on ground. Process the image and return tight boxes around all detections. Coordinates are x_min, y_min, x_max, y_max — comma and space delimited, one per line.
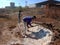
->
25, 29, 50, 40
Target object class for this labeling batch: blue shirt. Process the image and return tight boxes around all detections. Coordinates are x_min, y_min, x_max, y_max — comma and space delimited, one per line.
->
23, 16, 33, 23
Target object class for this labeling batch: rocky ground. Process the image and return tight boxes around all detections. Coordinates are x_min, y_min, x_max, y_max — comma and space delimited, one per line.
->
23, 24, 53, 45
0, 23, 53, 45
0, 9, 60, 45
0, 18, 53, 45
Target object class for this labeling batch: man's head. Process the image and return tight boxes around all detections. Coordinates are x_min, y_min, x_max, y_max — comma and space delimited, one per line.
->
32, 16, 36, 19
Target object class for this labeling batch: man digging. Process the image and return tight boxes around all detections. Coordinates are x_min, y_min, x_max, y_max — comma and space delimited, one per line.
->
23, 16, 36, 36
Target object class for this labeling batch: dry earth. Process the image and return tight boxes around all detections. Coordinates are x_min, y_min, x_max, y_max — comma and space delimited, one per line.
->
0, 8, 60, 45
6, 23, 53, 45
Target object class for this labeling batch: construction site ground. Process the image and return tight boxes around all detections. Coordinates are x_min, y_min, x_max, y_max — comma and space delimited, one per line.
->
0, 10, 60, 45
